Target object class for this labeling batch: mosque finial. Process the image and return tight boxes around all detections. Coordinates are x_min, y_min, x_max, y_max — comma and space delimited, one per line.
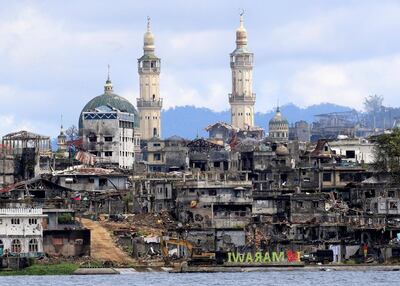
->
236, 9, 247, 48
143, 16, 155, 55
147, 16, 151, 32
277, 98, 280, 113
104, 64, 113, 93
239, 9, 244, 28
60, 114, 65, 134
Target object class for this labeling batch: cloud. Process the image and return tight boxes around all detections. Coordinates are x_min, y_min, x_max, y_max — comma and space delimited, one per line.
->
257, 80, 281, 112
160, 68, 230, 112
2, 0, 400, 139
0, 6, 137, 71
160, 30, 231, 67
0, 115, 37, 136
284, 54, 400, 110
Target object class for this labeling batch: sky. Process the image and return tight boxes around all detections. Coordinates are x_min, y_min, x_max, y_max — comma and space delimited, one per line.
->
1, 0, 400, 138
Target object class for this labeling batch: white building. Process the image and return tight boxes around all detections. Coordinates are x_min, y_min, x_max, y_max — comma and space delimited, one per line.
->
82, 105, 139, 169
80, 78, 141, 169
229, 14, 256, 130
0, 208, 46, 256
137, 17, 162, 140
330, 138, 375, 164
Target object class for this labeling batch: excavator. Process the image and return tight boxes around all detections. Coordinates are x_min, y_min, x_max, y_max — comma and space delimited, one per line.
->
160, 237, 216, 266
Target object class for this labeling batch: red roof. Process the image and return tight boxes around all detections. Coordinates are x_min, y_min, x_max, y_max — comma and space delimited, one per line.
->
67, 138, 83, 148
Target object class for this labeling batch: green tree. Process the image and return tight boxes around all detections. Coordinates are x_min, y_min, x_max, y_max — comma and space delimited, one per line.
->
373, 129, 400, 182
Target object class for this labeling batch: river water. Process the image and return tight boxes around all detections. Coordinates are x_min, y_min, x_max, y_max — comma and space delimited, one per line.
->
0, 271, 398, 286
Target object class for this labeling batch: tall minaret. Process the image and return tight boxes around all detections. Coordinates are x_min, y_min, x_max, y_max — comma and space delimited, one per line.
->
137, 17, 162, 140
57, 115, 67, 154
229, 13, 255, 129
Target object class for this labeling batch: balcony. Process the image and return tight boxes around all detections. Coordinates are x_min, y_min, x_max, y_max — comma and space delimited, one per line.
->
137, 99, 163, 108
231, 59, 252, 65
138, 67, 160, 74
200, 195, 252, 204
229, 93, 256, 104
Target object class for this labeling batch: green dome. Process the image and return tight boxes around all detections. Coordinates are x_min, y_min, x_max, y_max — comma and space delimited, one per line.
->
79, 80, 139, 130
269, 107, 288, 126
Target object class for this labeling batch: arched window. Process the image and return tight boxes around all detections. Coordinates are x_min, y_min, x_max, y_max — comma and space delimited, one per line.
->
11, 218, 20, 225
152, 94, 156, 101
29, 239, 38, 252
11, 239, 21, 253
153, 128, 157, 137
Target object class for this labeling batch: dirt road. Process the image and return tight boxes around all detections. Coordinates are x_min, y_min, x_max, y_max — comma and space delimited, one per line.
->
81, 218, 135, 264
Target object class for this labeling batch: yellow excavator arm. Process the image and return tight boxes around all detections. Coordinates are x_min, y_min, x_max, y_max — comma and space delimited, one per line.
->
160, 237, 216, 266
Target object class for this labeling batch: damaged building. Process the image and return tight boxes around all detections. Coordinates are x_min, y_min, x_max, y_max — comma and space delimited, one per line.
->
1, 130, 52, 183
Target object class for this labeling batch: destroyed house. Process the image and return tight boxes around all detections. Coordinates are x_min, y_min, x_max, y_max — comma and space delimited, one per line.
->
175, 179, 252, 229
0, 177, 74, 209
184, 229, 246, 253
368, 197, 400, 215
289, 120, 310, 142
237, 140, 293, 171
163, 136, 189, 171
144, 137, 166, 172
287, 193, 335, 224
153, 180, 175, 212
208, 150, 231, 171
252, 193, 278, 223
54, 167, 129, 192
1, 130, 52, 181
205, 122, 238, 144
187, 138, 225, 171
133, 177, 176, 213
143, 136, 189, 172
42, 209, 90, 257
238, 140, 300, 190
308, 139, 338, 165
236, 138, 258, 172
252, 142, 275, 172
237, 126, 265, 141
347, 175, 400, 217
321, 166, 371, 191
0, 144, 14, 187
310, 111, 358, 142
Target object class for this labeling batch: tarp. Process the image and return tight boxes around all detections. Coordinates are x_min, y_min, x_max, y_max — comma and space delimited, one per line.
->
75, 151, 96, 166
345, 245, 360, 259
144, 236, 160, 244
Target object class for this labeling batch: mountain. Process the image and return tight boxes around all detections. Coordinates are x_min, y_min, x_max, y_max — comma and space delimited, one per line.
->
51, 102, 354, 149
161, 103, 354, 139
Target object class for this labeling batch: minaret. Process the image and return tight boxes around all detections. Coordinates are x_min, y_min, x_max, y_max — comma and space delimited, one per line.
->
104, 64, 114, 94
57, 116, 67, 153
229, 12, 255, 129
137, 17, 162, 140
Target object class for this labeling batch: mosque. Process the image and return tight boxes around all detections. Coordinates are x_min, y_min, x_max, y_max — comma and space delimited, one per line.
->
64, 14, 288, 169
